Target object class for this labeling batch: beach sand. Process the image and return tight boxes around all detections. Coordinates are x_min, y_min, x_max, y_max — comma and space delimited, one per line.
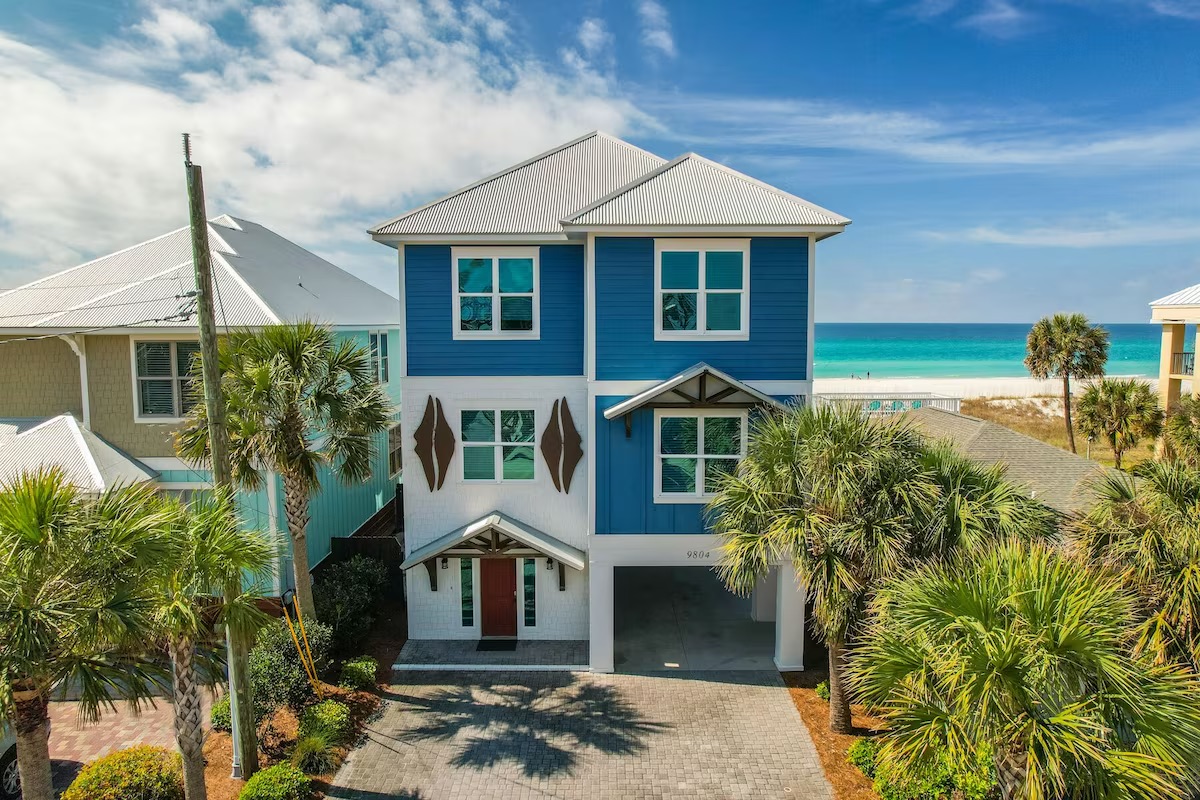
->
813, 376, 1174, 399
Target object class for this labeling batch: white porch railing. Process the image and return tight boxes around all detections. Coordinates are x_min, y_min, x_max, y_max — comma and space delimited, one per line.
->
813, 393, 961, 416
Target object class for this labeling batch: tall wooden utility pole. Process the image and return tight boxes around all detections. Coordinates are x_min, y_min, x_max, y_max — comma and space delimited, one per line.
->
184, 133, 259, 779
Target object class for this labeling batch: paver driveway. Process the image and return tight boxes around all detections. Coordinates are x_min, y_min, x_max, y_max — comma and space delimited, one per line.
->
329, 670, 832, 799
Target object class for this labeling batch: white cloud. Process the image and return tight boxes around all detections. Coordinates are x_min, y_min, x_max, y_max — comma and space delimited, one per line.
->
888, 0, 1200, 34
0, 0, 638, 291
924, 218, 1200, 247
636, 0, 676, 59
577, 17, 612, 56
960, 0, 1033, 37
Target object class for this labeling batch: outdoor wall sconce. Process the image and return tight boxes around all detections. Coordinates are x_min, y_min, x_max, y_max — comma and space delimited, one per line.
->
545, 558, 555, 570
441, 557, 448, 569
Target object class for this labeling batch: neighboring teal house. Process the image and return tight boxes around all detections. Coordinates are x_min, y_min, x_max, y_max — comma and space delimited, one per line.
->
0, 215, 402, 595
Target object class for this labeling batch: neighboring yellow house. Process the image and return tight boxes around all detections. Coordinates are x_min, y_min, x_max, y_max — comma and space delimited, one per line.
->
1151, 283, 1200, 411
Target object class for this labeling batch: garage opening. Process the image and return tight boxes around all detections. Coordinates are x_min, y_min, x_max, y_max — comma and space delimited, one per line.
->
612, 566, 776, 672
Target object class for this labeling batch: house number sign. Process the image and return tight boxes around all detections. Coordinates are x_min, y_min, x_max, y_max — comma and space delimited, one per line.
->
686, 550, 713, 560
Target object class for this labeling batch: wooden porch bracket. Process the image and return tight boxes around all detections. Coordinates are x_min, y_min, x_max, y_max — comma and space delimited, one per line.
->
558, 560, 566, 591
423, 558, 438, 592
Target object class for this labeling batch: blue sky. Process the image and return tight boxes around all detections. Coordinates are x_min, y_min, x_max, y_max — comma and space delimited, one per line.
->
0, 0, 1197, 322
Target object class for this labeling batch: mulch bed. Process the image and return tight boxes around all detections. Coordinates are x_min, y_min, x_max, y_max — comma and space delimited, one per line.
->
783, 669, 885, 800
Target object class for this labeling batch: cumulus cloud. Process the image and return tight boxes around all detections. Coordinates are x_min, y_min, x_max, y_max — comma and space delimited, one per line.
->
636, 0, 676, 59
0, 0, 638, 289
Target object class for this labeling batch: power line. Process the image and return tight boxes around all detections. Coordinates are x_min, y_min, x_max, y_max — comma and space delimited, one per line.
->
4, 276, 187, 291
0, 301, 197, 345
0, 293, 197, 321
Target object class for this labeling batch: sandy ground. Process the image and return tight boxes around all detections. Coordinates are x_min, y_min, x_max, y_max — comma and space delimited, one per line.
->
813, 376, 1169, 399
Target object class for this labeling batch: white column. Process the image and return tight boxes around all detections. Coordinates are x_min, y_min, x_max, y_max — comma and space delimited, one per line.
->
589, 560, 614, 673
774, 561, 807, 671
751, 566, 778, 622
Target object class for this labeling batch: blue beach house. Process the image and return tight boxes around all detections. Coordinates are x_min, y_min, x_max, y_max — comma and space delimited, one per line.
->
370, 132, 849, 671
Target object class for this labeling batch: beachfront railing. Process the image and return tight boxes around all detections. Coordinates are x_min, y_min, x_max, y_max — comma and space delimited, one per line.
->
1172, 352, 1195, 376
813, 393, 961, 416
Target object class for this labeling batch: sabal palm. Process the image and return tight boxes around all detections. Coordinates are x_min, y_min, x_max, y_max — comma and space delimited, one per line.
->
0, 471, 171, 800
178, 321, 392, 618
1077, 378, 1162, 470
852, 541, 1200, 800
1164, 394, 1200, 465
155, 491, 277, 800
1072, 461, 1200, 671
1024, 312, 1109, 454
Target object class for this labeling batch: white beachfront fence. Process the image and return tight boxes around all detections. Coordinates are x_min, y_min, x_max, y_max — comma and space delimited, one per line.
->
813, 393, 961, 416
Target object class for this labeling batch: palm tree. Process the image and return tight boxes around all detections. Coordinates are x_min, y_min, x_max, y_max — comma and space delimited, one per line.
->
1072, 461, 1200, 671
178, 322, 392, 618
1164, 394, 1200, 465
155, 490, 277, 800
851, 541, 1200, 800
1077, 378, 1163, 469
1024, 312, 1109, 454
0, 471, 171, 800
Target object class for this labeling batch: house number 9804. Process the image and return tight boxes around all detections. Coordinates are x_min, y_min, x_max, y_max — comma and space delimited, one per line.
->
686, 550, 712, 560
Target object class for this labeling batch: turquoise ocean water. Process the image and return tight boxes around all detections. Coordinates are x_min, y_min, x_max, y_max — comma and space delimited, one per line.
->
814, 323, 1187, 380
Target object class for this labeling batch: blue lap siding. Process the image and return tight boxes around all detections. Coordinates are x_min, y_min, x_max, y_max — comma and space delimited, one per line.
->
405, 244, 585, 376
594, 237, 810, 381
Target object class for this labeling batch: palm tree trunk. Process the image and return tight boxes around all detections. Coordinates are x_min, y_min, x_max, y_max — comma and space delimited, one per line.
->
169, 634, 208, 800
1063, 375, 1077, 453
1113, 447, 1123, 470
11, 683, 53, 800
827, 640, 853, 734
995, 746, 1026, 800
282, 470, 316, 620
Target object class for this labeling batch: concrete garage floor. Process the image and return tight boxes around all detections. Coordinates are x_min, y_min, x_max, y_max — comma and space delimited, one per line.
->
613, 566, 776, 672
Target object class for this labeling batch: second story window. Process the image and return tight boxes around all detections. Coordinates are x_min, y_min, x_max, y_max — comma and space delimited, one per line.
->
452, 247, 539, 340
655, 239, 750, 341
460, 408, 536, 482
369, 331, 389, 383
134, 340, 200, 420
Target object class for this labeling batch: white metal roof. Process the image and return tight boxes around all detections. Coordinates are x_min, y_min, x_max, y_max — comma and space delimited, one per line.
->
602, 363, 785, 419
0, 215, 398, 331
566, 153, 851, 229
1151, 282, 1200, 307
400, 511, 586, 571
369, 131, 667, 238
0, 415, 157, 492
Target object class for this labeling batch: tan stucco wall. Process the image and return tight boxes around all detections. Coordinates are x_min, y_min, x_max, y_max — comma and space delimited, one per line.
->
0, 336, 83, 418
86, 335, 180, 458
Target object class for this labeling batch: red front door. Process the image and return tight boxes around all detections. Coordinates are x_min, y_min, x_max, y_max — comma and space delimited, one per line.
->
480, 559, 517, 637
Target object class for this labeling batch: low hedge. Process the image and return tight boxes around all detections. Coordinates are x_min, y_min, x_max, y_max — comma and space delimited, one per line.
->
238, 763, 312, 800
61, 745, 183, 800
338, 656, 378, 690
298, 699, 352, 744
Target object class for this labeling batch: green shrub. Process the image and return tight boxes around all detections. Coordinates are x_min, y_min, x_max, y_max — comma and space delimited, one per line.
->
871, 742, 996, 800
814, 680, 830, 702
338, 655, 378, 689
237, 763, 312, 800
313, 556, 389, 653
299, 699, 352, 743
62, 745, 184, 800
847, 737, 878, 778
291, 733, 340, 774
249, 618, 333, 710
211, 693, 232, 732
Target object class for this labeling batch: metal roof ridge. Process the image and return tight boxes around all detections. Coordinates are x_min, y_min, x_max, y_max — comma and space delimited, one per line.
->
675, 153, 852, 225
562, 152, 692, 223
211, 251, 281, 324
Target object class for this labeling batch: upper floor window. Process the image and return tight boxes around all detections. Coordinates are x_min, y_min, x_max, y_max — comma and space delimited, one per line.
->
460, 408, 536, 481
387, 422, 403, 477
654, 409, 747, 502
369, 331, 389, 383
134, 340, 200, 420
655, 239, 750, 341
452, 247, 539, 340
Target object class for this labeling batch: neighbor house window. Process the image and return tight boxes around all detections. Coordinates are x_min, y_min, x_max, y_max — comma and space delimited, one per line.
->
134, 340, 201, 419
387, 423, 403, 477
461, 558, 474, 626
655, 239, 750, 340
523, 559, 537, 627
460, 409, 536, 482
452, 247, 538, 339
369, 332, 389, 383
654, 410, 747, 501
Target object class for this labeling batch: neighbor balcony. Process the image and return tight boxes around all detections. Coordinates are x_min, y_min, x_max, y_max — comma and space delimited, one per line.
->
1172, 351, 1196, 377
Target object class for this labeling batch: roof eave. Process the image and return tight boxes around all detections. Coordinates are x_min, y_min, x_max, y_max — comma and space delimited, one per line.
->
560, 223, 849, 238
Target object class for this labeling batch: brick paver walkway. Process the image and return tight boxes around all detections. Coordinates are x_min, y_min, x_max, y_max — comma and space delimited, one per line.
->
330, 670, 832, 799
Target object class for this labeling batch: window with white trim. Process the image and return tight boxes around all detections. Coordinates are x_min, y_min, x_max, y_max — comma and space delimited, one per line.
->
452, 247, 539, 339
387, 423, 403, 477
460, 409, 536, 481
655, 239, 750, 340
134, 341, 201, 419
654, 409, 747, 501
369, 331, 389, 383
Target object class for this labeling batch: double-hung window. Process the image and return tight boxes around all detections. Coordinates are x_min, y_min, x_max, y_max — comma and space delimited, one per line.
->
134, 340, 201, 420
654, 409, 747, 502
387, 423, 403, 477
369, 331, 389, 383
655, 239, 750, 340
460, 409, 536, 481
452, 247, 538, 339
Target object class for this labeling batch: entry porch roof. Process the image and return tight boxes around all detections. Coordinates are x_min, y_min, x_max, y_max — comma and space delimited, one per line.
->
400, 511, 586, 572
602, 363, 786, 420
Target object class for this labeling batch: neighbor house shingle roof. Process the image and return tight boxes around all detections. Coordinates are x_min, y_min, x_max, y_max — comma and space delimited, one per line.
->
0, 415, 156, 492
0, 215, 398, 330
902, 406, 1114, 515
